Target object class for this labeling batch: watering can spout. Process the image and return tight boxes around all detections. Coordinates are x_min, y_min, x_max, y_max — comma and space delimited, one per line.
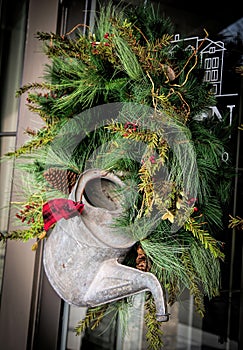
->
82, 259, 169, 321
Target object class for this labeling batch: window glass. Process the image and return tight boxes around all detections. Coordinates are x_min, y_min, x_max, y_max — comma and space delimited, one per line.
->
54, 1, 243, 349
0, 0, 28, 293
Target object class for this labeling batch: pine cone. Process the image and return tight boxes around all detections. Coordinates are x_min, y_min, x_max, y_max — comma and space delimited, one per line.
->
43, 168, 78, 194
136, 244, 151, 272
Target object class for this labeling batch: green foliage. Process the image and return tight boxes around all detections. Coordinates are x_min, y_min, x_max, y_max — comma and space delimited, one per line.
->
1, 1, 235, 348
180, 250, 205, 317
75, 299, 131, 338
229, 215, 243, 230
75, 304, 109, 335
4, 119, 67, 158
13, 1, 216, 121
183, 217, 224, 259
144, 296, 164, 349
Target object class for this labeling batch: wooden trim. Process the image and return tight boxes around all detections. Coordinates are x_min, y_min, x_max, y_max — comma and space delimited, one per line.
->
0, 0, 60, 349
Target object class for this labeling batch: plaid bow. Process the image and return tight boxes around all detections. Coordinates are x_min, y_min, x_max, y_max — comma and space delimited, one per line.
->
42, 199, 84, 232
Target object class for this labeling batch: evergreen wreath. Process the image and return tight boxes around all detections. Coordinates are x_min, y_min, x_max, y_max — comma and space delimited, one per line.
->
1, 2, 234, 348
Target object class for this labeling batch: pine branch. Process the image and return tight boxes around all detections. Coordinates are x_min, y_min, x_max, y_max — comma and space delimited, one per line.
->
138, 162, 155, 216
106, 121, 165, 149
132, 35, 174, 76
180, 251, 205, 317
139, 230, 188, 286
0, 228, 42, 242
189, 241, 220, 298
75, 300, 130, 337
26, 103, 55, 123
113, 36, 143, 80
15, 82, 52, 97
75, 305, 108, 335
183, 217, 224, 259
144, 295, 164, 350
228, 215, 243, 230
166, 277, 180, 306
36, 31, 92, 63
4, 121, 65, 158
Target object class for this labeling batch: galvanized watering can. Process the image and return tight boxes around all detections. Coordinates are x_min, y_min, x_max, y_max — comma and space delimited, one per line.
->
43, 169, 169, 322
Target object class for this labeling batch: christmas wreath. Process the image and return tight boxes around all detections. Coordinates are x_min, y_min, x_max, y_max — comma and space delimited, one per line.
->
1, 2, 234, 348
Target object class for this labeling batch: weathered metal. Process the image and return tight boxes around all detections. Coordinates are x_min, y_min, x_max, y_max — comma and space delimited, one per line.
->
43, 169, 169, 322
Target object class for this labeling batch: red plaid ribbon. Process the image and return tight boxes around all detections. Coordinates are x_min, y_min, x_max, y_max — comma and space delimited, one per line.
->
42, 199, 84, 232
